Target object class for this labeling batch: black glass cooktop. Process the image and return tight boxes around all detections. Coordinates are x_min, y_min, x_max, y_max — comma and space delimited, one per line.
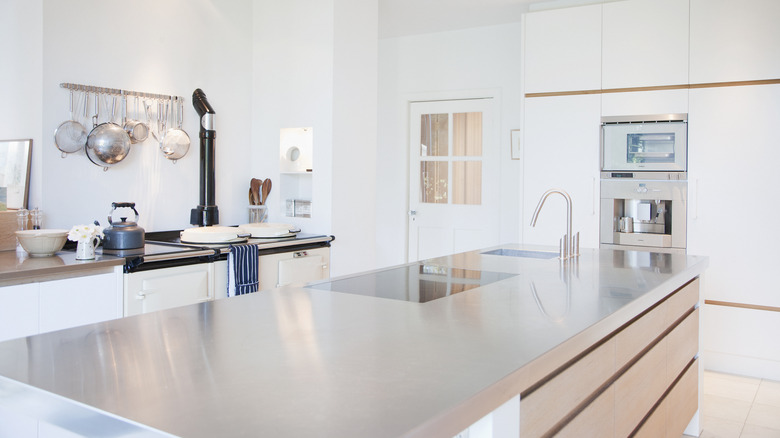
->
310, 263, 516, 303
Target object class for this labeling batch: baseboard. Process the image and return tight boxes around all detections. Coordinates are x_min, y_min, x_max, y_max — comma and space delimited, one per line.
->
702, 350, 780, 381
701, 303, 780, 380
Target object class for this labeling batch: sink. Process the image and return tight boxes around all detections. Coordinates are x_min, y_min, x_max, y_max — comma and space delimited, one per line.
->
481, 248, 559, 259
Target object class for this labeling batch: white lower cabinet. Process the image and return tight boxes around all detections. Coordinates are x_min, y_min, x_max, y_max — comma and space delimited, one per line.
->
258, 247, 330, 290
0, 283, 39, 343
124, 263, 214, 316
0, 267, 123, 438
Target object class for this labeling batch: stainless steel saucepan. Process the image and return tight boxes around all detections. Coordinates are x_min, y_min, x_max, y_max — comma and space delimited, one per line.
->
86, 94, 132, 170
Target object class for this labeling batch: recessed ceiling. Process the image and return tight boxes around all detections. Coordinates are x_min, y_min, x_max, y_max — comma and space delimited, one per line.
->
378, 0, 604, 38
378, 0, 535, 38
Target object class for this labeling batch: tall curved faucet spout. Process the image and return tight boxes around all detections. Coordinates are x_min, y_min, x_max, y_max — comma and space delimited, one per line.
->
530, 189, 577, 259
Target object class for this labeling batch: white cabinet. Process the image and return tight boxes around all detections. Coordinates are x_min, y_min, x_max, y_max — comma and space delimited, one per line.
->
258, 247, 330, 290
601, 89, 689, 117
523, 4, 602, 93
602, 0, 689, 89
687, 84, 780, 307
688, 84, 780, 378
0, 283, 38, 342
0, 269, 122, 341
690, 0, 780, 83
124, 263, 214, 316
0, 268, 122, 438
522, 94, 601, 249
39, 272, 121, 333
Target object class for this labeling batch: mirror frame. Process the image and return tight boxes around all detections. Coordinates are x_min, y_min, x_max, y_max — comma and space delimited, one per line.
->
0, 139, 32, 210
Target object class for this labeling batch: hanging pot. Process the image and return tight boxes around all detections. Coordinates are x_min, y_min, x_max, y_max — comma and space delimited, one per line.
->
86, 94, 131, 170
103, 202, 145, 250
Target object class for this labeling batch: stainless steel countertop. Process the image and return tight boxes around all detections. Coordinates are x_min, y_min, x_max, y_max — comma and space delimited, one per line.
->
0, 245, 708, 437
0, 234, 333, 286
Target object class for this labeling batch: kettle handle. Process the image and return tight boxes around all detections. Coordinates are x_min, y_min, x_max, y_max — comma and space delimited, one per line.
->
108, 202, 139, 225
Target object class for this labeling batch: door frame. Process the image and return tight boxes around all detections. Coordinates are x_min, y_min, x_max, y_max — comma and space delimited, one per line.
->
403, 88, 502, 262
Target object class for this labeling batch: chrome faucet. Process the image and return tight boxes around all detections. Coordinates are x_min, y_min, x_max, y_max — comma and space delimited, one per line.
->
530, 189, 579, 260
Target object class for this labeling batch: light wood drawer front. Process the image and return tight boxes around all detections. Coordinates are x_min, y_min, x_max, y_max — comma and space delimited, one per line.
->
519, 339, 615, 437
614, 339, 667, 437
665, 278, 699, 325
633, 395, 667, 438
615, 277, 699, 370
556, 386, 615, 438
665, 359, 698, 438
615, 298, 667, 369
666, 308, 699, 386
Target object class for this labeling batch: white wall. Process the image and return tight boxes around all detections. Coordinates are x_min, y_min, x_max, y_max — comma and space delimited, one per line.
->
0, 0, 43, 206
252, 0, 378, 277
8, 0, 253, 231
377, 23, 523, 268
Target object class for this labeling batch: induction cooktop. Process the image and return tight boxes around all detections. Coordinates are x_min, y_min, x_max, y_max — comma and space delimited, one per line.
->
310, 263, 517, 303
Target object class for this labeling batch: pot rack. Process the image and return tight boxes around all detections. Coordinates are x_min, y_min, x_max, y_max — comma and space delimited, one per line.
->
59, 82, 183, 101
57, 82, 191, 167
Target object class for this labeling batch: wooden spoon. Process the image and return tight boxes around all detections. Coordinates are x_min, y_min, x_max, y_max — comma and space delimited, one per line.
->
249, 188, 255, 205
261, 179, 272, 205
250, 178, 262, 205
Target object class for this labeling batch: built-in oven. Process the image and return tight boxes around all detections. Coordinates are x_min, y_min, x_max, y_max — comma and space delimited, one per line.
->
601, 114, 687, 174
600, 114, 688, 253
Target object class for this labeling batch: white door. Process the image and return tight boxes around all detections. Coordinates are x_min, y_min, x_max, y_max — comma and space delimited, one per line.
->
408, 98, 500, 261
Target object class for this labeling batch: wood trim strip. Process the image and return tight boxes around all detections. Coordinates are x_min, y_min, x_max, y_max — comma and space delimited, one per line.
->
525, 78, 780, 98
704, 300, 780, 313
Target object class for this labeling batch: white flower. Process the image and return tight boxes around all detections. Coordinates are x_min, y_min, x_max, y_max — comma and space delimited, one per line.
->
68, 224, 104, 242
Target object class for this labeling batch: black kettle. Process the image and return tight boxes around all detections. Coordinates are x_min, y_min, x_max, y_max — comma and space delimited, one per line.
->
103, 202, 145, 250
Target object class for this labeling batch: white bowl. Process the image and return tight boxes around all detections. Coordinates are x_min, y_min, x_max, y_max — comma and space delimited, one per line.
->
15, 229, 69, 257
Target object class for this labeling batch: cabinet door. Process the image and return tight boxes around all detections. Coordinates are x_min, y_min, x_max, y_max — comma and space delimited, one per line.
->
0, 283, 38, 342
690, 0, 780, 83
523, 94, 601, 249
124, 264, 212, 316
39, 271, 121, 333
688, 85, 780, 306
602, 0, 689, 89
524, 4, 602, 93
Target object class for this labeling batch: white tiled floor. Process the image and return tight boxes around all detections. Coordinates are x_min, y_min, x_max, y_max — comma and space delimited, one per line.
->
696, 370, 780, 438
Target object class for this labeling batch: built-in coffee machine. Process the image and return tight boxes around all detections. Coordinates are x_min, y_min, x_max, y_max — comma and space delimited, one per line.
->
599, 114, 688, 253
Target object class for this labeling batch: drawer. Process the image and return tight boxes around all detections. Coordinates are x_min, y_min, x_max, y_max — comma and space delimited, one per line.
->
664, 278, 699, 325
614, 339, 667, 437
556, 386, 615, 438
615, 277, 699, 370
519, 339, 615, 436
665, 359, 698, 438
666, 308, 699, 385
615, 297, 667, 369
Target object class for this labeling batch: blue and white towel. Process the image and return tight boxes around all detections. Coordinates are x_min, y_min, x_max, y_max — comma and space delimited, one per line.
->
227, 244, 259, 297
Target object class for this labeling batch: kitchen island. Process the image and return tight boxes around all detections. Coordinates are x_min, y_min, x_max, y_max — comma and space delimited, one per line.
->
0, 245, 707, 437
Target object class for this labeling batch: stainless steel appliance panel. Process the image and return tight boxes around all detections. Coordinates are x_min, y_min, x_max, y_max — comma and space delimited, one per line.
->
601, 114, 687, 172
600, 179, 687, 250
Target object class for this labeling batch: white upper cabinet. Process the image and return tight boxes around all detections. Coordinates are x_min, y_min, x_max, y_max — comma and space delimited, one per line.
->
690, 0, 780, 83
524, 4, 602, 94
601, 89, 689, 117
602, 0, 690, 89
523, 94, 601, 249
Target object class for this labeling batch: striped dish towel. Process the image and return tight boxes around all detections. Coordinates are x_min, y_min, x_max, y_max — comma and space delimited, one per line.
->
227, 244, 259, 297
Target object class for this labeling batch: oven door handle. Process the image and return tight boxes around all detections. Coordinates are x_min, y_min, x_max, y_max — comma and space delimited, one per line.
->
136, 289, 158, 300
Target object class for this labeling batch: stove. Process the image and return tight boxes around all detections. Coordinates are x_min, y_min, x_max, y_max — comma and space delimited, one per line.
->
310, 262, 516, 303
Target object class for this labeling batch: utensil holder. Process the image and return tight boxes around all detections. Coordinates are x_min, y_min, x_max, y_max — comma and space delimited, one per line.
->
248, 205, 268, 223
